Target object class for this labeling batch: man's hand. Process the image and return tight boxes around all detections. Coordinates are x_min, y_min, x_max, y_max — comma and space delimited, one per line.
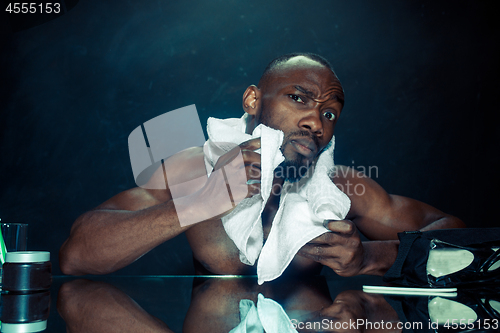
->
176, 138, 262, 225
298, 290, 366, 333
211, 137, 262, 204
299, 290, 400, 333
297, 220, 365, 277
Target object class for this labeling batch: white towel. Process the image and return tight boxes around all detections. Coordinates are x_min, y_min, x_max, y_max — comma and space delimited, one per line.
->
229, 294, 298, 333
204, 114, 351, 284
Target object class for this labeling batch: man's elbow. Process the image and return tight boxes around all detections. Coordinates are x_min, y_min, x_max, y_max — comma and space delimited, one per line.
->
59, 239, 122, 276
59, 240, 86, 276
439, 214, 466, 229
421, 214, 466, 231
448, 215, 466, 229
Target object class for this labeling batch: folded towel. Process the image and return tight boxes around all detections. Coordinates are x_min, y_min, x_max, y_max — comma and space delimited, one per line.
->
204, 114, 351, 284
229, 293, 298, 333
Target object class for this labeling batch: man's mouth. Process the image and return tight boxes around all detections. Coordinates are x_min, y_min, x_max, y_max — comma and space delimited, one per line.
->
289, 138, 317, 158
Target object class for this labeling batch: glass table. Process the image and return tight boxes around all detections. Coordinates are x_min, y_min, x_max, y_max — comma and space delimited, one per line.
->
1, 274, 499, 332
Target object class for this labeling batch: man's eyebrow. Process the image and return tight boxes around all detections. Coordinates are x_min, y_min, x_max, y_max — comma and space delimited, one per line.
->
294, 85, 344, 105
294, 85, 316, 98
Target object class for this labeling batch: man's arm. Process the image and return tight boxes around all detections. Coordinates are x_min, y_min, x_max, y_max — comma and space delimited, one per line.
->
337, 165, 464, 239
298, 165, 465, 277
60, 139, 263, 276
59, 147, 207, 275
59, 189, 186, 275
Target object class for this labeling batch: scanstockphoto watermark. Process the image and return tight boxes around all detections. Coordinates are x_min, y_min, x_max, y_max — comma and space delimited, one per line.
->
256, 160, 379, 182
290, 318, 423, 331
250, 161, 380, 197
333, 160, 379, 180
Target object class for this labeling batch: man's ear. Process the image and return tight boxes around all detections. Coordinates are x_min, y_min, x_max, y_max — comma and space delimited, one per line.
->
242, 85, 261, 116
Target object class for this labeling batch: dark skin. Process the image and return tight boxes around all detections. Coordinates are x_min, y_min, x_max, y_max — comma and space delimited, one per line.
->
184, 276, 401, 333
57, 276, 400, 333
59, 56, 465, 276
57, 279, 174, 333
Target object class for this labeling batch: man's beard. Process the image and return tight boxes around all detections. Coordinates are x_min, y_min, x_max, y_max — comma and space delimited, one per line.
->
275, 158, 311, 182
259, 117, 317, 182
258, 105, 321, 182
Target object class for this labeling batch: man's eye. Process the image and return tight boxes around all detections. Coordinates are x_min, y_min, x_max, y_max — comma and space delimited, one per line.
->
288, 94, 304, 103
323, 111, 336, 121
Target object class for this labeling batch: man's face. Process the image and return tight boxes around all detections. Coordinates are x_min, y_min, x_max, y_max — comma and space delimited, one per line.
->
256, 57, 344, 180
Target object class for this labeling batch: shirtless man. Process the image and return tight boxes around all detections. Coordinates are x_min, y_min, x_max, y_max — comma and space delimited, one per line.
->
59, 53, 465, 277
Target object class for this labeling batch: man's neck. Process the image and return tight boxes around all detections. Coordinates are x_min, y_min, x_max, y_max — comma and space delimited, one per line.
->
244, 114, 259, 134
262, 176, 285, 239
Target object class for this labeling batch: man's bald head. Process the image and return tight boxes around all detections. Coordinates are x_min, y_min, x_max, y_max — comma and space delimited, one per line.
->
257, 53, 344, 106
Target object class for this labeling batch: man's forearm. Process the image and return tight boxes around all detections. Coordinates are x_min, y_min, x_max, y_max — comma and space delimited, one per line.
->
59, 200, 190, 275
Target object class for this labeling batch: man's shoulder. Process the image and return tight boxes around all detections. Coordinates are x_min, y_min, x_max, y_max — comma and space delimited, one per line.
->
330, 165, 369, 182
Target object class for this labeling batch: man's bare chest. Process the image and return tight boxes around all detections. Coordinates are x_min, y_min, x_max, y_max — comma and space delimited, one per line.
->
185, 193, 320, 275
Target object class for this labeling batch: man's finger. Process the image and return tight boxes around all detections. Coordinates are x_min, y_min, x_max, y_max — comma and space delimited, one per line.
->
299, 243, 340, 258
239, 137, 261, 151
324, 220, 356, 235
306, 232, 345, 245
307, 223, 358, 244
224, 150, 260, 172
241, 150, 261, 166
297, 247, 341, 268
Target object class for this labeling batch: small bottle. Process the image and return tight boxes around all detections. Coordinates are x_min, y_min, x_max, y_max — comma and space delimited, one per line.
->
2, 251, 52, 292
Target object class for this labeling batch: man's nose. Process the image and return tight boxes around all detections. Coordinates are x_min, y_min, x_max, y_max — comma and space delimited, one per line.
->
298, 107, 323, 137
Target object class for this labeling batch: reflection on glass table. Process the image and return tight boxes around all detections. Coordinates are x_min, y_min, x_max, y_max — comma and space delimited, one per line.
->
49, 275, 499, 333
3, 274, 498, 332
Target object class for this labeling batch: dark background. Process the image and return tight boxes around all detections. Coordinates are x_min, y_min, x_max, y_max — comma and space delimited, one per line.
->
1, 0, 498, 275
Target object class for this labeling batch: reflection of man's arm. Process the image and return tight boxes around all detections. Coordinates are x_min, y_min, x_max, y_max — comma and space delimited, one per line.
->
298, 166, 465, 277
57, 279, 174, 333
59, 147, 206, 275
